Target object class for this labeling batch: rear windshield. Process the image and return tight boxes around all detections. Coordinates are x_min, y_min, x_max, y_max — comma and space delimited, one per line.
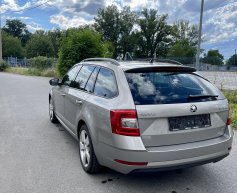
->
125, 72, 225, 105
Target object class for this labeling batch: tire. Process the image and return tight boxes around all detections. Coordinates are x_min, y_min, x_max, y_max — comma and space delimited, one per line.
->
49, 97, 58, 123
79, 124, 101, 174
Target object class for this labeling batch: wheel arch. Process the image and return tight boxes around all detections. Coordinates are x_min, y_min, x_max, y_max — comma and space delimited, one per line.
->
77, 119, 86, 139
77, 119, 97, 148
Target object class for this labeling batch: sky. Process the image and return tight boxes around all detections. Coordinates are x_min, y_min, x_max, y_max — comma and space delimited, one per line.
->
1, 0, 237, 60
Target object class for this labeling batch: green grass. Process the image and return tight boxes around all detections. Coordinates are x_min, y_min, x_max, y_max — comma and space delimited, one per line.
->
5, 67, 59, 78
5, 67, 30, 75
223, 90, 237, 129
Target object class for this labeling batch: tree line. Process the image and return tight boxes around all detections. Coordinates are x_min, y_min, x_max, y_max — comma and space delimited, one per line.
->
2, 5, 237, 75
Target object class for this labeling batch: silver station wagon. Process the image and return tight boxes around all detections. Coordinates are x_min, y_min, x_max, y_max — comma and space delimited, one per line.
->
49, 58, 234, 174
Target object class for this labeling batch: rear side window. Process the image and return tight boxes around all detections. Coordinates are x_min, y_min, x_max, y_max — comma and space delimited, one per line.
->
94, 68, 118, 98
62, 65, 81, 86
84, 67, 100, 93
74, 65, 95, 90
125, 72, 224, 105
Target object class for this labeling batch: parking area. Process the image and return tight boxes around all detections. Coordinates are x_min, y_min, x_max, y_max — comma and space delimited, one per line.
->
0, 72, 236, 193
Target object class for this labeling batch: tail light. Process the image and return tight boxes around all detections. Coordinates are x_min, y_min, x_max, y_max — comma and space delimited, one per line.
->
227, 108, 231, 125
227, 118, 231, 126
110, 110, 140, 136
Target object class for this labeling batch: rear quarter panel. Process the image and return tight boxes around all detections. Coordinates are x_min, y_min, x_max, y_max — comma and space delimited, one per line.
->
77, 68, 136, 154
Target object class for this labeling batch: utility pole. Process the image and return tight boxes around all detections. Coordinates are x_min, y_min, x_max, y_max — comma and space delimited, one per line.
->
0, 2, 2, 61
196, 0, 204, 70
235, 49, 236, 65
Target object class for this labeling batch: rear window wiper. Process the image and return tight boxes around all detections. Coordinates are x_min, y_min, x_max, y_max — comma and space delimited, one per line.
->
187, 94, 218, 100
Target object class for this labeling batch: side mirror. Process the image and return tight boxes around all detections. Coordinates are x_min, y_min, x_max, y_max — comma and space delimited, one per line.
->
49, 78, 61, 86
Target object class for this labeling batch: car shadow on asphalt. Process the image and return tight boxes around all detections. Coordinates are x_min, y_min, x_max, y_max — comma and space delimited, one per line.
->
56, 123, 217, 192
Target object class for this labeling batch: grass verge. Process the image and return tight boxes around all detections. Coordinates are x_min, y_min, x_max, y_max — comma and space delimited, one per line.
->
223, 90, 237, 129
5, 67, 59, 78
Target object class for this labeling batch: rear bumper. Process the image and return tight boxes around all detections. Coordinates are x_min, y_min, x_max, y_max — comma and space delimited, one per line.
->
133, 154, 229, 173
98, 126, 234, 174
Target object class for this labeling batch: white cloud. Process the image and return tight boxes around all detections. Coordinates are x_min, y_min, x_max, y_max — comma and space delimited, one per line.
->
203, 1, 237, 44
27, 22, 44, 32
0, 0, 32, 13
50, 14, 94, 29
19, 16, 31, 20
46, 0, 104, 15
124, 0, 149, 10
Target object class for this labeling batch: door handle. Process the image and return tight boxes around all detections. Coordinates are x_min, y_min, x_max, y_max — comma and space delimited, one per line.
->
76, 100, 83, 105
61, 94, 66, 97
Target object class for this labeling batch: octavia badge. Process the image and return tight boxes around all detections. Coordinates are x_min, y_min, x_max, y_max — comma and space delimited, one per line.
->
190, 105, 197, 113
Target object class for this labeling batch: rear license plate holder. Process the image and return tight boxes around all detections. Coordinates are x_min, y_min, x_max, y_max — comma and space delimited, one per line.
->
169, 114, 211, 131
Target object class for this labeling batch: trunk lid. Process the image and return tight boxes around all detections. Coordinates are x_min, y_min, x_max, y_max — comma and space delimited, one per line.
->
136, 100, 228, 147
124, 66, 228, 147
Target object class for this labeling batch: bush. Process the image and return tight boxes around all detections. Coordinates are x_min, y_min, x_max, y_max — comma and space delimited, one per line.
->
2, 32, 25, 58
40, 69, 58, 77
223, 90, 237, 129
27, 68, 42, 76
26, 33, 54, 58
28, 56, 55, 70
167, 40, 196, 64
0, 60, 9, 71
58, 29, 112, 76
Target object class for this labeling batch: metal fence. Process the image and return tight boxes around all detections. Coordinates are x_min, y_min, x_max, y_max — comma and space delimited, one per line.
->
5, 57, 58, 69
199, 71, 237, 90
6, 57, 28, 67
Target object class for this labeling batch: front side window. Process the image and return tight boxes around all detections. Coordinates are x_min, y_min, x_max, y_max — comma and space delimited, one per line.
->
94, 68, 118, 98
125, 71, 224, 105
74, 65, 95, 90
62, 65, 81, 86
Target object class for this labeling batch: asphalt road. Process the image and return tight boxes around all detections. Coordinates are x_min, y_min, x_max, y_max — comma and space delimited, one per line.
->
0, 72, 236, 193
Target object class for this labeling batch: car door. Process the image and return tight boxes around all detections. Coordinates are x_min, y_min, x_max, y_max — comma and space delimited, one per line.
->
53, 64, 82, 122
64, 65, 98, 133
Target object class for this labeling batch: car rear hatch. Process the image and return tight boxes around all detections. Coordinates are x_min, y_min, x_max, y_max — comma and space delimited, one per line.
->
124, 66, 229, 147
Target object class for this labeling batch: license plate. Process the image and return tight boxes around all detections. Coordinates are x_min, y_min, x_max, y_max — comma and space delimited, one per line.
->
169, 114, 211, 131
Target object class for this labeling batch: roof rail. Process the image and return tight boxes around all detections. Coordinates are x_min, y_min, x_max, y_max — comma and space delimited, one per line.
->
150, 58, 183, 65
81, 58, 120, 66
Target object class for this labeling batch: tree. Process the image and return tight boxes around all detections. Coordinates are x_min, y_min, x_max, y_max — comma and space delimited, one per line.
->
172, 20, 199, 47
58, 29, 112, 76
94, 5, 120, 58
167, 40, 196, 64
3, 19, 31, 46
26, 31, 54, 58
136, 8, 172, 58
94, 6, 137, 58
201, 50, 224, 66
47, 29, 64, 58
226, 54, 237, 66
119, 7, 137, 59
2, 32, 25, 58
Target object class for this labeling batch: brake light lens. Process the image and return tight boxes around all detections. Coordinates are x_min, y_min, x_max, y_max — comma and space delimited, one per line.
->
227, 118, 231, 125
110, 110, 140, 136
227, 108, 231, 125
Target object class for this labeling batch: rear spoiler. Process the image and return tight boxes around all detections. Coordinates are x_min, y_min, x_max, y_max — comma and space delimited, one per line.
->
125, 66, 196, 73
